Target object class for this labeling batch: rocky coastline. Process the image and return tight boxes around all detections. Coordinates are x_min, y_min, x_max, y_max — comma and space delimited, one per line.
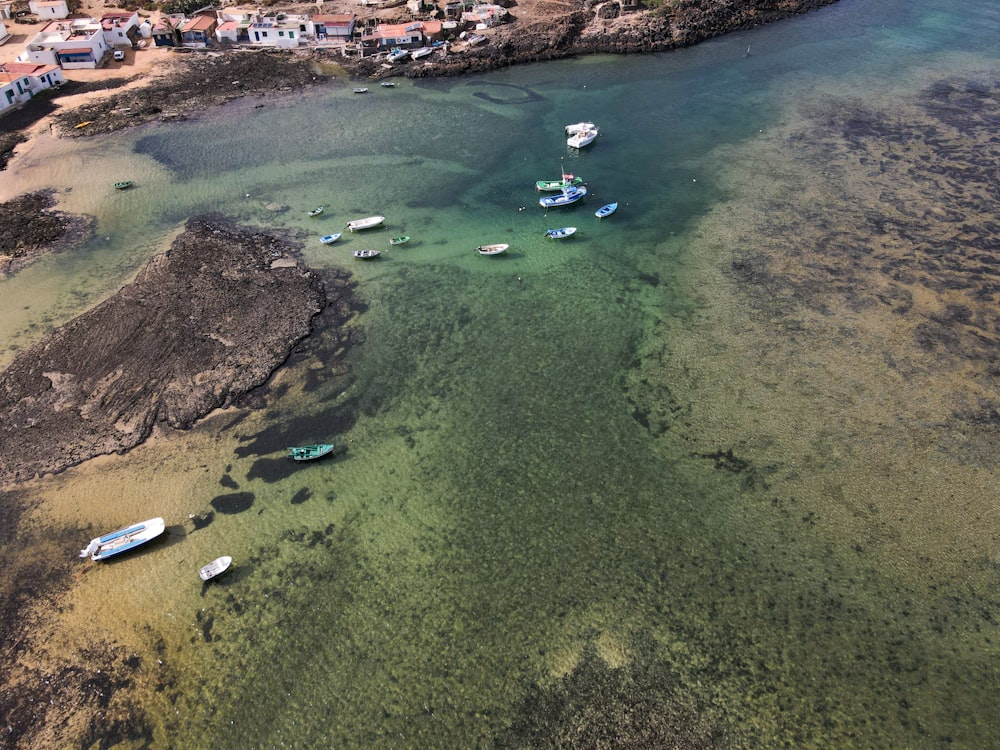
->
0, 215, 356, 486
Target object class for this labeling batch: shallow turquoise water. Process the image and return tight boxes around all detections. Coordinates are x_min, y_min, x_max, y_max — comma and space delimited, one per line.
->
3, 0, 1000, 746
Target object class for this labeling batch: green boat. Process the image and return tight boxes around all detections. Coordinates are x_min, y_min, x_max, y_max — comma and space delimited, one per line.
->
535, 175, 583, 192
389, 236, 410, 246
286, 444, 335, 462
114, 181, 133, 190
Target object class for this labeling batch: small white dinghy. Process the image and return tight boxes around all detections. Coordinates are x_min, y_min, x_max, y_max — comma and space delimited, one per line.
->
477, 243, 509, 256
320, 232, 342, 244
565, 121, 597, 135
199, 555, 233, 582
308, 206, 325, 217
347, 215, 385, 232
545, 227, 577, 239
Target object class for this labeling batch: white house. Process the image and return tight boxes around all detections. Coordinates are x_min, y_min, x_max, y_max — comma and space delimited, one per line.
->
0, 19, 9, 45
100, 11, 140, 48
18, 19, 111, 69
248, 15, 308, 48
28, 0, 69, 21
0, 61, 64, 115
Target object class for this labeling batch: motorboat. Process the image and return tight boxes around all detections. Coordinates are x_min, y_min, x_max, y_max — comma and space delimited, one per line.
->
79, 517, 166, 562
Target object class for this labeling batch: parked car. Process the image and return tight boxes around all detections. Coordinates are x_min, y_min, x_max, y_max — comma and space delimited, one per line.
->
113, 49, 125, 61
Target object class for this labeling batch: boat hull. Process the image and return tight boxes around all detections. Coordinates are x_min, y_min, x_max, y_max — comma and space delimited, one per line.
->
539, 186, 587, 208
80, 517, 166, 561
545, 227, 577, 239
536, 177, 584, 192
477, 243, 509, 255
199, 556, 233, 581
287, 444, 336, 461
595, 202, 618, 219
347, 215, 385, 231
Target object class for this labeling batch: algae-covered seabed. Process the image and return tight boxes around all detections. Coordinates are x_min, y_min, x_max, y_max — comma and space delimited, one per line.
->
4, 24, 1000, 750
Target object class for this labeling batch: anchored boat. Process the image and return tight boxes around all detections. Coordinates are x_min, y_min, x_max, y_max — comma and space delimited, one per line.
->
287, 444, 336, 461
199, 556, 233, 582
79, 517, 166, 561
347, 215, 385, 231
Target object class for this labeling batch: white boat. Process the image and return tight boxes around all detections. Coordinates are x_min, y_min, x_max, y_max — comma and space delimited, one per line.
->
380, 81, 396, 87
539, 185, 587, 209
79, 517, 166, 562
347, 215, 385, 231
386, 48, 410, 63
308, 206, 324, 217
353, 87, 369, 94
320, 232, 342, 244
565, 121, 596, 135
410, 46, 434, 59
467, 34, 487, 46
353, 249, 381, 259
595, 202, 618, 219
199, 556, 233, 582
545, 227, 577, 239
567, 128, 598, 148
477, 243, 509, 255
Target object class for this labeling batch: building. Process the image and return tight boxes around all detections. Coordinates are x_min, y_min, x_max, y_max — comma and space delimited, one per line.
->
248, 15, 307, 48
27, 0, 69, 21
101, 11, 140, 49
311, 14, 355, 41
179, 14, 217, 48
0, 61, 64, 115
19, 18, 111, 69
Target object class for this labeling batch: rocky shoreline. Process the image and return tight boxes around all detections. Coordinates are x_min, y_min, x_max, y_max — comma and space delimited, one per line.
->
0, 215, 357, 486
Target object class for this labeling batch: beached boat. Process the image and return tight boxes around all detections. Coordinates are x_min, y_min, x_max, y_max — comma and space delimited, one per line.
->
287, 444, 336, 461
389, 236, 410, 246
410, 46, 434, 59
74, 121, 92, 129
320, 232, 342, 244
565, 122, 597, 135
308, 206, 324, 217
539, 185, 587, 209
353, 87, 369, 94
567, 128, 599, 149
199, 556, 233, 582
353, 249, 381, 260
387, 48, 410, 63
595, 202, 618, 219
477, 243, 509, 256
113, 181, 133, 190
467, 34, 487, 46
347, 215, 385, 231
545, 227, 577, 239
79, 517, 166, 562
536, 174, 584, 192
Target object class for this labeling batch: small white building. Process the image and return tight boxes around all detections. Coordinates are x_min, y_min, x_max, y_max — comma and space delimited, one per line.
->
0, 61, 64, 115
28, 0, 69, 21
18, 18, 111, 69
248, 15, 308, 48
101, 11, 140, 48
0, 19, 9, 45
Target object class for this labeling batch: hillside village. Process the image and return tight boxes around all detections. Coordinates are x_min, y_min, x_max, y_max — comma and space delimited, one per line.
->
0, 0, 523, 115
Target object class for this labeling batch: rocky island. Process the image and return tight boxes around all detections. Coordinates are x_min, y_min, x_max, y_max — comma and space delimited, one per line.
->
0, 215, 355, 486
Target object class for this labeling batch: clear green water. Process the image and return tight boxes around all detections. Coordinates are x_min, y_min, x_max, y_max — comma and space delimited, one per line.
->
3, 0, 1000, 747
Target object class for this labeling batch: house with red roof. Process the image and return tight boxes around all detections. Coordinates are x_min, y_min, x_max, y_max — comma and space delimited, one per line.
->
179, 14, 217, 48
0, 61, 64, 115
311, 14, 355, 42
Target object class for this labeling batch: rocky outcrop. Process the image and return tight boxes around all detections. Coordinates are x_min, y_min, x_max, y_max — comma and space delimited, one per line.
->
0, 191, 95, 278
0, 215, 351, 486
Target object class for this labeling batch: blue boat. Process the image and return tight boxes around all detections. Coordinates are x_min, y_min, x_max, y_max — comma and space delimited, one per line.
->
287, 444, 336, 461
595, 202, 618, 219
539, 185, 587, 209
320, 232, 342, 244
79, 517, 166, 561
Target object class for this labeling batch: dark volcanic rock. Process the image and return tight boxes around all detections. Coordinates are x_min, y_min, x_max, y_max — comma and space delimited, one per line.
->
0, 191, 94, 277
0, 215, 331, 485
